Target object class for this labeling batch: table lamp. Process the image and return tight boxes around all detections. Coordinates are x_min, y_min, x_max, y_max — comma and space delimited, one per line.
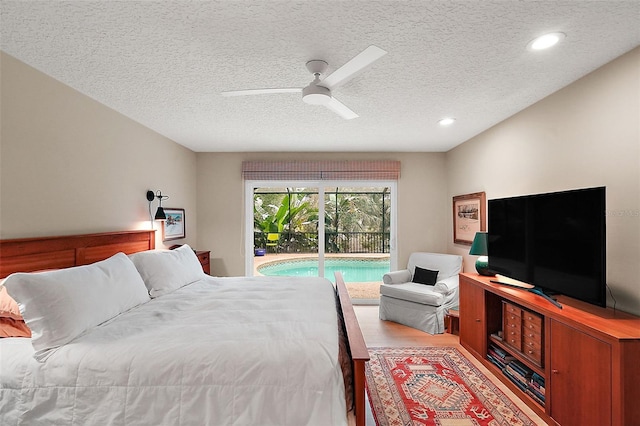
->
469, 232, 494, 276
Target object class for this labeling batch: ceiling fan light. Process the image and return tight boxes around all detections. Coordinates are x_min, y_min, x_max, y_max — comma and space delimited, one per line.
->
303, 93, 330, 105
222, 45, 386, 119
302, 84, 331, 105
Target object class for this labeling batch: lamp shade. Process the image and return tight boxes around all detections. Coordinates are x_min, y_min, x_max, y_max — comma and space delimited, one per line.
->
154, 206, 167, 221
469, 232, 488, 256
469, 232, 493, 276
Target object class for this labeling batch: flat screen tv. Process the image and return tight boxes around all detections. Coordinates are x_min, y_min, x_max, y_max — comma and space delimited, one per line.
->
488, 187, 606, 308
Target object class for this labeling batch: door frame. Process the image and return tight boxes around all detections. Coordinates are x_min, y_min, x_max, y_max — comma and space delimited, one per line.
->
244, 180, 397, 276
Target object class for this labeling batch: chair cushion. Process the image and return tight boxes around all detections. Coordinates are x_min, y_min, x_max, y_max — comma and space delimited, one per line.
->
407, 252, 462, 281
412, 267, 438, 285
380, 282, 445, 307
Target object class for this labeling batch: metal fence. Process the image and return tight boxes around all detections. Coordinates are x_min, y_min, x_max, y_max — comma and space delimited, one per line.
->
255, 231, 390, 253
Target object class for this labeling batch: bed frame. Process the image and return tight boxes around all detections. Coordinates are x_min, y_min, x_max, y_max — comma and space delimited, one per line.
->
0, 230, 369, 426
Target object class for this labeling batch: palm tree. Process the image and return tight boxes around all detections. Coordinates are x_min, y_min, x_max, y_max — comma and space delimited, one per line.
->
254, 187, 390, 253
324, 187, 390, 252
254, 191, 317, 250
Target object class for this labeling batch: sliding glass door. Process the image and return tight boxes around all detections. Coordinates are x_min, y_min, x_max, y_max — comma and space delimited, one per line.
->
251, 186, 320, 277
323, 186, 392, 302
245, 180, 396, 302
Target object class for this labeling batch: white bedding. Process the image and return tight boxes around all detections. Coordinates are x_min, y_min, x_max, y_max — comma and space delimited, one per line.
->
0, 276, 347, 426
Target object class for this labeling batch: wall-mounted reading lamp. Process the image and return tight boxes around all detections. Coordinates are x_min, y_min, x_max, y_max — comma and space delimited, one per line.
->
146, 190, 169, 225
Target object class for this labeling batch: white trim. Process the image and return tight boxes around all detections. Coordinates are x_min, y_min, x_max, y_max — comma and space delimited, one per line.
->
244, 180, 397, 277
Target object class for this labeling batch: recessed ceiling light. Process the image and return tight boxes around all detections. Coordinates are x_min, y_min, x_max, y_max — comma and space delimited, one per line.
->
438, 117, 456, 126
527, 32, 566, 51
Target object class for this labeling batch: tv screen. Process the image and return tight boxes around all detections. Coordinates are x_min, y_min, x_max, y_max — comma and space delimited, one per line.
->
488, 187, 606, 307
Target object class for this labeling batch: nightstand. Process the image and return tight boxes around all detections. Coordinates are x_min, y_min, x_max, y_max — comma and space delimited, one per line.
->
195, 250, 210, 275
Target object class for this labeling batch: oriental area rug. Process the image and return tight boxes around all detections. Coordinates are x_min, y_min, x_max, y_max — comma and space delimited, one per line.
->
365, 347, 538, 426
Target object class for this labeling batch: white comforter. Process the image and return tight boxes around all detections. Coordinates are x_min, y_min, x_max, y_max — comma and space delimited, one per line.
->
0, 276, 347, 426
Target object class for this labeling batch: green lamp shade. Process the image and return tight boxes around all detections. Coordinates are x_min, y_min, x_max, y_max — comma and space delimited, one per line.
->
469, 232, 488, 256
469, 232, 494, 276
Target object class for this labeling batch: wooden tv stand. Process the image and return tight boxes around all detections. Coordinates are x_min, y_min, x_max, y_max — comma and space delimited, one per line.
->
459, 273, 640, 426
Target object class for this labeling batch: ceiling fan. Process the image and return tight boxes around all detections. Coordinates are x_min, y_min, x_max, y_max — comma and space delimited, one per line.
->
221, 45, 387, 120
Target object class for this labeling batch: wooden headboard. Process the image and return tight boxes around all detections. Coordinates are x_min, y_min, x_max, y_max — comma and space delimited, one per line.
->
0, 230, 155, 278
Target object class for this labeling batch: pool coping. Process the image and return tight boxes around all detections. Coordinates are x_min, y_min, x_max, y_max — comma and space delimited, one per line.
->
253, 252, 390, 276
256, 255, 390, 278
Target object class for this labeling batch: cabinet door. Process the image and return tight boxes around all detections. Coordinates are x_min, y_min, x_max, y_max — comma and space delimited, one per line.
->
549, 320, 612, 426
459, 278, 485, 357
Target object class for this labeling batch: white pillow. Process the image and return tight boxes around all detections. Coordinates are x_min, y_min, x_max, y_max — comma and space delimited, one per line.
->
128, 244, 205, 298
3, 252, 150, 362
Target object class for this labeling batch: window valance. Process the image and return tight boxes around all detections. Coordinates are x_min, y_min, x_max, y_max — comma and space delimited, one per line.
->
242, 160, 400, 181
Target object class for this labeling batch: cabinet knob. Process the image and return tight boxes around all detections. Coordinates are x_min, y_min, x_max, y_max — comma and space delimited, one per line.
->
528, 333, 534, 337
475, 319, 481, 322
528, 350, 534, 354
552, 369, 559, 374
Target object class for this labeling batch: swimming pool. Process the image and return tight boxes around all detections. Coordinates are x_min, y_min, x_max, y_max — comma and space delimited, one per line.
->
257, 258, 390, 283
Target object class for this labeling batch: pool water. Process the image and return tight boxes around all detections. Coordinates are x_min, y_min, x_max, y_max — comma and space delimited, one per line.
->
257, 258, 390, 283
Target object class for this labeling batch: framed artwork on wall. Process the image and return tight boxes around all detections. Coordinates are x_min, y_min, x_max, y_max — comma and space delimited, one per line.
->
162, 208, 186, 241
452, 192, 486, 245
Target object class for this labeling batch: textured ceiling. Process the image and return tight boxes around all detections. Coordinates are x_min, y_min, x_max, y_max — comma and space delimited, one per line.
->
1, 1, 639, 153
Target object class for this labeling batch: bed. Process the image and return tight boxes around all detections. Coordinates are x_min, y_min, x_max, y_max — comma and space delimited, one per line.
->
0, 230, 369, 426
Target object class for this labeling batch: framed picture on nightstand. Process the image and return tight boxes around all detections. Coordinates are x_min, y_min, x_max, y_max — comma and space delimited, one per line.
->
162, 208, 185, 241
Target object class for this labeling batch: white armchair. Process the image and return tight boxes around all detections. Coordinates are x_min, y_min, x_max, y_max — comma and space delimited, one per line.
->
379, 252, 462, 334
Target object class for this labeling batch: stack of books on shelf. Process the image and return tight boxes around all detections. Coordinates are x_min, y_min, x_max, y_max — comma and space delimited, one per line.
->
503, 359, 532, 393
526, 372, 546, 406
487, 344, 515, 369
486, 343, 546, 406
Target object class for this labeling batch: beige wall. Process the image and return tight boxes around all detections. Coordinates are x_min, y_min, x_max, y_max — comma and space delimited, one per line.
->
3, 46, 638, 315
196, 152, 449, 276
0, 52, 197, 248
446, 47, 640, 315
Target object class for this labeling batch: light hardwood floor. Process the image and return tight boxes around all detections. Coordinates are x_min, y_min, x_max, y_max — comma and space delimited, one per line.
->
354, 305, 459, 347
352, 305, 548, 426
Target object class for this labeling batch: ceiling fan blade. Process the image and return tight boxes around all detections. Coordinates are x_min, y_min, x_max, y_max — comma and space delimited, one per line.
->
319, 45, 387, 90
221, 88, 302, 97
324, 97, 359, 120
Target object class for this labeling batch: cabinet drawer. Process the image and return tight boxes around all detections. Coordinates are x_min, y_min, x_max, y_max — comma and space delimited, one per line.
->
523, 318, 543, 335
505, 327, 522, 342
523, 329, 542, 345
503, 302, 522, 328
505, 312, 521, 324
504, 317, 521, 332
504, 302, 522, 317
523, 346, 543, 365
503, 301, 522, 350
523, 334, 542, 352
505, 333, 522, 349
522, 314, 543, 366
523, 311, 542, 326
522, 311, 542, 326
